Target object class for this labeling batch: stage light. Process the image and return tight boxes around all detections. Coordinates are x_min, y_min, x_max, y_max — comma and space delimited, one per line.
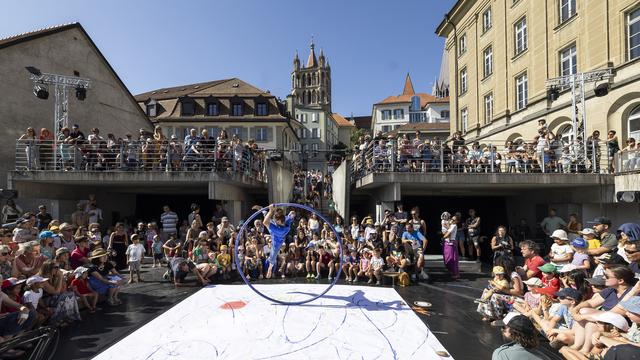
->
617, 191, 639, 203
75, 86, 87, 101
594, 83, 609, 97
547, 87, 560, 102
25, 66, 42, 76
33, 83, 49, 100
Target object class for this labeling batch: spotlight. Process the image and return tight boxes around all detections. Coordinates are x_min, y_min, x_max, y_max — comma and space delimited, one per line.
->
25, 66, 42, 76
75, 86, 86, 101
33, 83, 49, 100
616, 191, 639, 203
594, 83, 609, 97
547, 88, 560, 102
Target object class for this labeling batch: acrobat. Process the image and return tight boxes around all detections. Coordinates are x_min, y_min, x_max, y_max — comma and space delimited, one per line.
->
262, 204, 295, 279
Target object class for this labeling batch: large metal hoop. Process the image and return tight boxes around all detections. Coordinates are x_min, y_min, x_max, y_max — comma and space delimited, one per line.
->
234, 202, 343, 305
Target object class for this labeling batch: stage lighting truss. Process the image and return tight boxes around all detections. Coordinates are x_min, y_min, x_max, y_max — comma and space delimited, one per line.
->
26, 67, 91, 169
544, 68, 614, 171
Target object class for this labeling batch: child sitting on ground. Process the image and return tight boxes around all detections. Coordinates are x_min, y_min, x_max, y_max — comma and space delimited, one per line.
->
368, 248, 385, 285
476, 266, 510, 303
71, 266, 99, 313
216, 245, 231, 280
23, 276, 51, 327
125, 234, 145, 283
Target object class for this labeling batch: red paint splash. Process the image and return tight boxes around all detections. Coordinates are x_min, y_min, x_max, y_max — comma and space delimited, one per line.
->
220, 301, 247, 310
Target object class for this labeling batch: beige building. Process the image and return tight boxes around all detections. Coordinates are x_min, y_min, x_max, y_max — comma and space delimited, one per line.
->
436, 0, 640, 147
135, 78, 300, 153
0, 23, 153, 188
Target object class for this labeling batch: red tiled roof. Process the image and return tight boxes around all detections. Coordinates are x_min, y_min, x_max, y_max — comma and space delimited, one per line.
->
331, 113, 355, 127
352, 116, 372, 130
402, 73, 415, 95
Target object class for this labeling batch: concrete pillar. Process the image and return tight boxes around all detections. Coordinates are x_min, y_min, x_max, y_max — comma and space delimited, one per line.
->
226, 200, 245, 225
376, 201, 395, 223
373, 183, 401, 224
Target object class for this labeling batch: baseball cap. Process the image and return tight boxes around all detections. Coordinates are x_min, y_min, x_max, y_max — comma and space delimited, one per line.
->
591, 312, 629, 332
555, 288, 582, 302
558, 264, 578, 273
523, 277, 543, 287
492, 313, 536, 336
39, 231, 54, 239
72, 124, 79, 129
539, 263, 557, 273
26, 275, 49, 286
618, 223, 640, 242
596, 253, 628, 265
619, 296, 640, 315
589, 217, 612, 226
571, 237, 588, 248
1, 277, 25, 290
580, 228, 597, 236
586, 275, 606, 287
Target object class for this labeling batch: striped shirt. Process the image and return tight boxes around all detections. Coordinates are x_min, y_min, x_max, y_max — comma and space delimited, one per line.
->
160, 211, 179, 233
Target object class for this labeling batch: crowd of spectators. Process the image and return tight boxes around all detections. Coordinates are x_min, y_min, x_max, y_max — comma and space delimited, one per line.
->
473, 213, 640, 359
291, 168, 335, 217
16, 125, 267, 179
352, 124, 637, 177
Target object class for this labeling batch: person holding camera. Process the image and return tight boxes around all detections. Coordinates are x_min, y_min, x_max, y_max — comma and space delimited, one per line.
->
491, 226, 514, 264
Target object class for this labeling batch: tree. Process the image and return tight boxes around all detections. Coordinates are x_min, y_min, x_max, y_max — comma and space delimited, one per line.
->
350, 128, 369, 147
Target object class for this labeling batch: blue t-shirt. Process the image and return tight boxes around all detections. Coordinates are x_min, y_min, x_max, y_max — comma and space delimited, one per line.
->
600, 287, 633, 311
552, 304, 574, 328
268, 214, 295, 243
401, 230, 425, 247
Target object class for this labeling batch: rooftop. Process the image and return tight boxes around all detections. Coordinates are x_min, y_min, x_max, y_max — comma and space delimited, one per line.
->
135, 78, 271, 102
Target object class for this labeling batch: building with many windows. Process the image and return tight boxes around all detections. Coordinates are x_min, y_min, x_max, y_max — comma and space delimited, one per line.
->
370, 74, 450, 137
286, 41, 342, 169
436, 0, 640, 145
135, 78, 300, 152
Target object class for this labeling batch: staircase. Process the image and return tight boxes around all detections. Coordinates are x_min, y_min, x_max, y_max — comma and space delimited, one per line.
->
317, 196, 333, 221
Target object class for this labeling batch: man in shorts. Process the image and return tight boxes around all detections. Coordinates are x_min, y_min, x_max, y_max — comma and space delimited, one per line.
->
466, 209, 482, 262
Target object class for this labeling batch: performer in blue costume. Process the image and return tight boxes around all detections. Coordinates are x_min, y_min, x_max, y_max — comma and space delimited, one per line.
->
263, 204, 295, 279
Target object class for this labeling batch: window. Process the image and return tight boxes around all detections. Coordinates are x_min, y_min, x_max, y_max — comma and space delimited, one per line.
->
256, 127, 268, 142
229, 127, 243, 138
459, 34, 467, 55
300, 113, 307, 123
516, 73, 528, 110
483, 7, 492, 32
393, 109, 404, 119
559, 0, 576, 23
232, 103, 243, 116
514, 17, 528, 55
312, 128, 319, 139
461, 108, 469, 133
206, 103, 219, 116
440, 110, 450, 119
146, 103, 156, 117
382, 125, 392, 133
557, 124, 574, 145
256, 103, 268, 116
180, 100, 195, 116
560, 44, 577, 76
628, 7, 640, 60
484, 93, 494, 123
460, 67, 468, 94
483, 46, 493, 78
629, 105, 640, 140
312, 113, 319, 122
381, 110, 392, 120
312, 143, 319, 151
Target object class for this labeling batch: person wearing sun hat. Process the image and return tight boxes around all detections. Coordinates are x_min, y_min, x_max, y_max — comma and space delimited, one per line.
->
86, 248, 123, 306
533, 263, 560, 298
549, 229, 573, 269
579, 227, 601, 250
559, 311, 634, 359
569, 237, 591, 274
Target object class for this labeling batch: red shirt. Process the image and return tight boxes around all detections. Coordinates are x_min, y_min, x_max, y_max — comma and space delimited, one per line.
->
535, 276, 560, 298
70, 247, 89, 269
320, 252, 332, 266
71, 278, 92, 295
525, 256, 545, 279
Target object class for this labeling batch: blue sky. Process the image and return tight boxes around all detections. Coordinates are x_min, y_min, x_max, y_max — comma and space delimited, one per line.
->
1, 0, 455, 116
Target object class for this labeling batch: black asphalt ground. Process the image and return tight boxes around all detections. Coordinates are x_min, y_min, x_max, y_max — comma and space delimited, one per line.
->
51, 258, 562, 360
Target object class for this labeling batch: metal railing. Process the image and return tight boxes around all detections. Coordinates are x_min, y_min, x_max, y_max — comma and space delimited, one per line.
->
615, 148, 640, 174
350, 138, 612, 182
15, 139, 269, 182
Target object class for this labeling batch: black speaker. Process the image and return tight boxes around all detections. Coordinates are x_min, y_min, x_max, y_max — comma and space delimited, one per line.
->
594, 83, 609, 97
547, 88, 560, 102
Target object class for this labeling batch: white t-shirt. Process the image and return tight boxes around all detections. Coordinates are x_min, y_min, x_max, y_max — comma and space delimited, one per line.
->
23, 288, 43, 309
550, 243, 574, 266
126, 243, 145, 262
446, 224, 458, 244
370, 256, 384, 270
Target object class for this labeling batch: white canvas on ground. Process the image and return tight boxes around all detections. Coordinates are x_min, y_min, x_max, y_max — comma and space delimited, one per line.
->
93, 284, 452, 360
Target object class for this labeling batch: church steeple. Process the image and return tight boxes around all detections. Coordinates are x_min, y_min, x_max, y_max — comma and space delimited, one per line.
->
319, 48, 326, 67
306, 40, 318, 68
402, 73, 416, 95
293, 50, 300, 71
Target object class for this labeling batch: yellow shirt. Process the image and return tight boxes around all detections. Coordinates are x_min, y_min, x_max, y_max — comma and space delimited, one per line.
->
587, 239, 601, 249
217, 253, 230, 267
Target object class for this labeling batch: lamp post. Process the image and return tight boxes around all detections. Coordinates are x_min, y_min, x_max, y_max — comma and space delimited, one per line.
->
26, 66, 91, 169
545, 68, 613, 173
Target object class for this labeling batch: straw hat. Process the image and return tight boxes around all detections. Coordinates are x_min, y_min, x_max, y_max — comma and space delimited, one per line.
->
88, 248, 108, 259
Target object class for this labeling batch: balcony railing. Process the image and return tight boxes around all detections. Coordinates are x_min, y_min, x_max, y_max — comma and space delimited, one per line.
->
615, 148, 640, 174
350, 138, 613, 182
14, 139, 269, 182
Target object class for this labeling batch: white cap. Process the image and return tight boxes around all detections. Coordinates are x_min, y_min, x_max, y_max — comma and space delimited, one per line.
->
580, 228, 597, 236
26, 275, 49, 286
591, 312, 630, 332
550, 229, 569, 241
558, 264, 578, 273
523, 277, 543, 287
